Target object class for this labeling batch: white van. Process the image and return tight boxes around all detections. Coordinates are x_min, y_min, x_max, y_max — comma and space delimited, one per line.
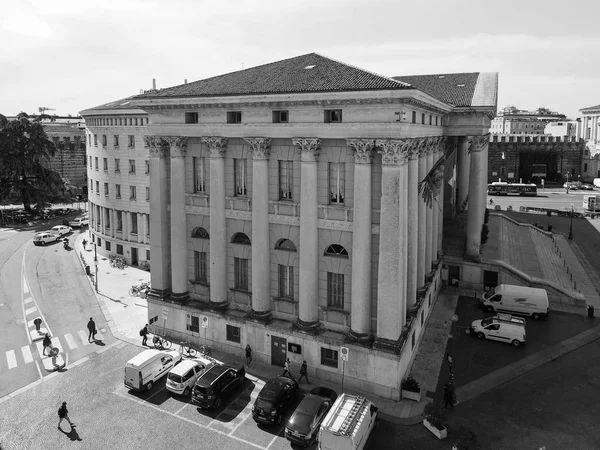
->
124, 349, 182, 392
318, 394, 378, 450
480, 284, 549, 320
469, 315, 526, 347
593, 178, 600, 188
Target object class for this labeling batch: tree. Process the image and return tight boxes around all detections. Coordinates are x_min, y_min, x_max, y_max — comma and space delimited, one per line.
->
0, 112, 70, 210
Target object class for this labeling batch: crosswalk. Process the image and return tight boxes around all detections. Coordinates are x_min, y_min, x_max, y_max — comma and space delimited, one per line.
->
0, 329, 93, 373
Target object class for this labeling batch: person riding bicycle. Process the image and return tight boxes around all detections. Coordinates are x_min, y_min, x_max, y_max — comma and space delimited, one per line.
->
489, 198, 494, 206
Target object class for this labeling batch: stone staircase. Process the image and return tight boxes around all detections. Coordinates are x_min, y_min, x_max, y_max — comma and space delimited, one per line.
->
529, 227, 574, 291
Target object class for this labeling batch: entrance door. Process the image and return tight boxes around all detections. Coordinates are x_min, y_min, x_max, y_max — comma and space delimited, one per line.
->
131, 247, 138, 266
271, 336, 287, 367
448, 265, 460, 287
483, 270, 499, 291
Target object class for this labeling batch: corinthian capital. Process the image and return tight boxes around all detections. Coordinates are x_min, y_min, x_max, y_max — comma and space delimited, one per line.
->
163, 136, 188, 157
346, 138, 375, 164
467, 134, 490, 154
202, 136, 228, 157
244, 137, 272, 160
376, 139, 410, 165
144, 135, 168, 157
292, 138, 321, 162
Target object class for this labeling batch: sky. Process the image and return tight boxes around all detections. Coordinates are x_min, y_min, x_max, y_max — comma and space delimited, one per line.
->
1, 0, 598, 120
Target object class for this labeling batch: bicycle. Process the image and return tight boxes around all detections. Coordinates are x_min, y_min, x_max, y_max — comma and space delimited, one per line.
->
129, 282, 150, 297
152, 335, 172, 350
179, 341, 197, 358
199, 344, 212, 358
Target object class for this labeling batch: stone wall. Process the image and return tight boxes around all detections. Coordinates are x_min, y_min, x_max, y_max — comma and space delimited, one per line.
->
43, 125, 87, 190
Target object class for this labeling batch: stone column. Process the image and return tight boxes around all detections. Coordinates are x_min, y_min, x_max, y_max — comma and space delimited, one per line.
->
346, 139, 374, 342
245, 137, 272, 321
457, 136, 470, 210
437, 150, 445, 259
417, 141, 429, 287
466, 134, 490, 260
406, 138, 422, 308
425, 142, 434, 273
431, 137, 445, 265
293, 138, 321, 331
164, 137, 189, 303
144, 136, 171, 301
203, 137, 229, 309
374, 139, 409, 347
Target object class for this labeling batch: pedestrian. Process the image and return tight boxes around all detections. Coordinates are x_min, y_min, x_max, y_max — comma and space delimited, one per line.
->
245, 344, 252, 366
443, 384, 454, 409
57, 401, 74, 430
34, 317, 42, 332
446, 352, 453, 373
87, 317, 96, 342
489, 198, 493, 206
82, 239, 87, 250
282, 357, 294, 379
298, 360, 309, 384
43, 333, 52, 356
140, 324, 148, 346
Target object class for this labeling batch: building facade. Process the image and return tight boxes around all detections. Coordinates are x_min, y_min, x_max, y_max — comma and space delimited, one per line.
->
490, 106, 567, 135
544, 120, 578, 138
579, 103, 600, 156
82, 53, 497, 399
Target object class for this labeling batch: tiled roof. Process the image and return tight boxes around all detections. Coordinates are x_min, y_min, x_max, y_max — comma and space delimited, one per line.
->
580, 104, 600, 112
393, 73, 481, 107
79, 95, 145, 115
135, 53, 411, 99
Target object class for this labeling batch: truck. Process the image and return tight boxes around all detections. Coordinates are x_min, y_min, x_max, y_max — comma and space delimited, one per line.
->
583, 195, 600, 212
317, 393, 378, 450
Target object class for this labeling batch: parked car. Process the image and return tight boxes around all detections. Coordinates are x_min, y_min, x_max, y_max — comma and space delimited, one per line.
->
581, 183, 595, 191
468, 314, 526, 347
33, 232, 60, 245
69, 217, 89, 228
563, 181, 579, 190
166, 357, 215, 396
50, 225, 72, 236
252, 376, 299, 425
285, 387, 338, 447
192, 364, 246, 409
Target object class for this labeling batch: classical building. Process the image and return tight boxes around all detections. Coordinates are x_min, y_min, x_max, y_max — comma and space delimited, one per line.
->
82, 53, 498, 399
580, 103, 600, 156
544, 120, 579, 138
79, 102, 150, 266
490, 106, 567, 135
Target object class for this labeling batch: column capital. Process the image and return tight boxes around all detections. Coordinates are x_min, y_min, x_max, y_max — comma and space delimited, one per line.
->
346, 138, 375, 164
163, 136, 188, 157
467, 134, 490, 153
244, 137, 272, 160
144, 136, 169, 157
376, 139, 410, 165
202, 136, 228, 157
292, 138, 321, 162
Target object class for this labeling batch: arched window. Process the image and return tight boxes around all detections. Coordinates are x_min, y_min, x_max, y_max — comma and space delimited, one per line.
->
275, 238, 297, 252
191, 227, 209, 239
232, 232, 251, 245
324, 244, 348, 257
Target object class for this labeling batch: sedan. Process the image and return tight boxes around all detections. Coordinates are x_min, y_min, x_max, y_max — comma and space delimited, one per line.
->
285, 387, 338, 447
33, 232, 60, 246
581, 183, 595, 191
69, 217, 89, 227
50, 225, 72, 236
252, 376, 299, 425
166, 356, 215, 396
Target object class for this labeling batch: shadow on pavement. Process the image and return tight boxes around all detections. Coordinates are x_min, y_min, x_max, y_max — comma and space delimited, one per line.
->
59, 426, 82, 441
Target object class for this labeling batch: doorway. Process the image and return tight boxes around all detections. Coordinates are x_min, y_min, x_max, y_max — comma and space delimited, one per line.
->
271, 336, 287, 367
131, 247, 138, 266
448, 265, 460, 287
483, 270, 499, 291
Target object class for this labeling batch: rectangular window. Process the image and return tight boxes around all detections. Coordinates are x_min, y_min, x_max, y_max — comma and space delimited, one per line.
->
90, 180, 93, 193
130, 186, 136, 200
226, 325, 241, 343
185, 112, 199, 124
429, 115, 432, 125
131, 213, 138, 234
145, 187, 150, 201
105, 208, 110, 228
421, 113, 425, 124
94, 135, 97, 146
279, 160, 293, 200
116, 211, 122, 231
106, 241, 111, 251
234, 159, 247, 196
227, 111, 242, 123
89, 155, 92, 168
411, 111, 416, 123
116, 184, 121, 198
584, 163, 588, 172
327, 272, 344, 308
116, 244, 123, 255
95, 157, 98, 171
128, 135, 135, 148
95, 181, 99, 194
324, 109, 342, 123
435, 116, 439, 126
146, 249, 150, 260
129, 159, 135, 174
97, 237, 102, 247
88, 134, 91, 146
194, 251, 208, 282
129, 118, 132, 126
193, 157, 206, 193
278, 265, 294, 298
329, 162, 345, 204
234, 257, 248, 290
103, 158, 108, 171
272, 110, 289, 123
115, 158, 120, 172
144, 160, 149, 174
104, 183, 109, 196
187, 315, 200, 333
321, 348, 339, 368
114, 135, 119, 148
102, 135, 107, 147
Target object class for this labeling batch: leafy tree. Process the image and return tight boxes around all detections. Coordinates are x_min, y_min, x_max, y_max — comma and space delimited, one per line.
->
0, 112, 70, 211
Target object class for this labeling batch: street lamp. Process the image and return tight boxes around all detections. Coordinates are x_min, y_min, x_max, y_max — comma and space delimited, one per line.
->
568, 203, 574, 240
448, 314, 459, 406
94, 242, 99, 292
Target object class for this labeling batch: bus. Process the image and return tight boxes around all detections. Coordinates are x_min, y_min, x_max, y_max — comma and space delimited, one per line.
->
487, 182, 538, 196
583, 195, 600, 212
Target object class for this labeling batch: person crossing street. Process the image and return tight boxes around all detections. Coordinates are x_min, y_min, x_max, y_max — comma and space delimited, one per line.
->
87, 318, 96, 342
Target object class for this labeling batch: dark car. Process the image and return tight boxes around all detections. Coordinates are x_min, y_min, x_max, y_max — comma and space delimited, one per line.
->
285, 387, 338, 447
252, 376, 299, 425
191, 364, 245, 409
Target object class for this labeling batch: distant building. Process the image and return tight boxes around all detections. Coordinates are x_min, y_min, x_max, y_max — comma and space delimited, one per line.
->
544, 120, 579, 138
579, 103, 600, 156
490, 106, 567, 135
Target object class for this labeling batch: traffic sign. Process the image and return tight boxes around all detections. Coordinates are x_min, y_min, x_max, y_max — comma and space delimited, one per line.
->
340, 346, 349, 361
201, 316, 208, 328
162, 306, 169, 321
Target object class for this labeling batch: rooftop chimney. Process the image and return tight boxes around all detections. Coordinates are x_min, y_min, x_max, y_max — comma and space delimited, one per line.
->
184, 79, 188, 84
152, 78, 156, 90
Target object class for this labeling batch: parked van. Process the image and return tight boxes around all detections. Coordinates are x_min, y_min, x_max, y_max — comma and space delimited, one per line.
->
593, 178, 600, 189
318, 394, 378, 450
480, 284, 549, 319
469, 314, 526, 347
124, 349, 182, 392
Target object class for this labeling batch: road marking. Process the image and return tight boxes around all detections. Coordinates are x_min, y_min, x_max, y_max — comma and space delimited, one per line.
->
6, 350, 17, 369
64, 333, 78, 350
24, 306, 37, 316
23, 279, 29, 294
24, 297, 33, 304
77, 330, 91, 345
21, 345, 34, 364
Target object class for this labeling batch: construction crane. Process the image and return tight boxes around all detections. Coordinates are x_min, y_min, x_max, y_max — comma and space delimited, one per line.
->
38, 107, 55, 114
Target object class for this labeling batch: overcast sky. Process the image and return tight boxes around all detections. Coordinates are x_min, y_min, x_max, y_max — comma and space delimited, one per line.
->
1, 0, 598, 120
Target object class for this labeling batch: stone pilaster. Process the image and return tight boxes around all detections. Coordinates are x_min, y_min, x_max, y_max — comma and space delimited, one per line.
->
293, 138, 321, 331
203, 137, 229, 309
165, 136, 189, 304
245, 137, 272, 321
145, 136, 171, 301
425, 139, 434, 273
417, 139, 429, 287
466, 134, 490, 261
406, 138, 421, 308
431, 137, 445, 264
346, 138, 374, 342
457, 136, 470, 210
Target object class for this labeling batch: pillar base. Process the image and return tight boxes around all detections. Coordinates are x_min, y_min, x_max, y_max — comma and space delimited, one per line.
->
295, 318, 320, 333
170, 291, 190, 305
249, 308, 272, 323
209, 300, 229, 311
148, 287, 171, 302
373, 337, 401, 354
346, 329, 374, 346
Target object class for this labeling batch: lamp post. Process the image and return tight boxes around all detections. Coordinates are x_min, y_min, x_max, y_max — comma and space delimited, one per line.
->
448, 314, 459, 405
568, 203, 574, 240
94, 242, 99, 292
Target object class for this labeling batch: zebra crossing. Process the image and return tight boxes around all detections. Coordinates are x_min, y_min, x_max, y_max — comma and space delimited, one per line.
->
0, 329, 93, 373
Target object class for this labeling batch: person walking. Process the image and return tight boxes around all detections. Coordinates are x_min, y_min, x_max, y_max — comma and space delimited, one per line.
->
87, 318, 96, 342
245, 344, 252, 366
57, 402, 74, 430
298, 360, 309, 384
443, 384, 454, 409
446, 352, 453, 373
141, 324, 149, 346
42, 333, 52, 356
282, 357, 294, 380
